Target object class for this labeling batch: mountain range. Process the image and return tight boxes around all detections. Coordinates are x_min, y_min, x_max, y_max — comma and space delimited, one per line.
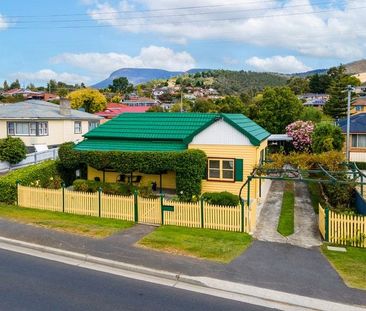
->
92, 59, 366, 89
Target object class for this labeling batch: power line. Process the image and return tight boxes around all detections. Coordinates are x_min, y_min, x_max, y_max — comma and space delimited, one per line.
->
4, 0, 349, 24
6, 4, 366, 30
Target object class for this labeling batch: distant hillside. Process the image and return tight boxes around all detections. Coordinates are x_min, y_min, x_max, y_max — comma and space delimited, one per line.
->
345, 59, 366, 74
211, 70, 288, 94
92, 68, 212, 88
291, 69, 327, 77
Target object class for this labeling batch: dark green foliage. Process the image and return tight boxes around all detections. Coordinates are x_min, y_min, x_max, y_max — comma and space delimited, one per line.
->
323, 181, 355, 212
0, 137, 27, 164
309, 73, 331, 93
312, 123, 344, 153
109, 77, 133, 93
287, 77, 310, 95
211, 70, 288, 95
201, 191, 239, 207
58, 143, 207, 202
254, 87, 303, 133
0, 161, 59, 204
299, 107, 324, 123
73, 179, 135, 196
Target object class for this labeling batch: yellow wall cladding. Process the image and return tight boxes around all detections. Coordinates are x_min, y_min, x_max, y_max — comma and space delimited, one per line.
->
87, 166, 176, 189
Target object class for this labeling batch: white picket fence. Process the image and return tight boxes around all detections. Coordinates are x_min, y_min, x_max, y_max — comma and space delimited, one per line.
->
0, 148, 58, 173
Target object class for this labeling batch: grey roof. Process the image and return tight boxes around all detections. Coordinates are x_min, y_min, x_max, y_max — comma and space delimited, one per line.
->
268, 134, 293, 141
0, 100, 102, 121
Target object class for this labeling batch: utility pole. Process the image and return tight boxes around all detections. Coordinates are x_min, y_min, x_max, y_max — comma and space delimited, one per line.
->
346, 85, 353, 162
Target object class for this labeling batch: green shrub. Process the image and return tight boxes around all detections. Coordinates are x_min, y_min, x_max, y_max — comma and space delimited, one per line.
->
72, 179, 135, 196
201, 191, 239, 207
0, 160, 59, 204
0, 137, 27, 164
59, 143, 206, 202
312, 123, 344, 153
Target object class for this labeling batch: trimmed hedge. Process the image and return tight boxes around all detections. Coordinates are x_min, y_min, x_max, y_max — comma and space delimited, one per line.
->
201, 191, 240, 207
73, 179, 135, 196
59, 143, 207, 201
0, 160, 59, 204
0, 137, 27, 164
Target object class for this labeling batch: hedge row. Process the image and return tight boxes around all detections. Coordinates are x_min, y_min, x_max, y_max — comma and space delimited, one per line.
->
0, 160, 59, 204
59, 142, 207, 201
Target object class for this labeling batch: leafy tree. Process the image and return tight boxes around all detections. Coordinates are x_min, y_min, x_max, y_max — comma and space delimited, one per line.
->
0, 137, 27, 164
216, 96, 246, 113
170, 100, 191, 112
287, 77, 310, 95
147, 105, 165, 112
299, 107, 324, 123
254, 87, 303, 133
111, 95, 122, 103
57, 88, 69, 98
67, 88, 107, 113
191, 98, 216, 112
47, 79, 58, 93
109, 77, 133, 94
308, 73, 331, 93
27, 83, 36, 91
10, 79, 21, 89
311, 123, 344, 153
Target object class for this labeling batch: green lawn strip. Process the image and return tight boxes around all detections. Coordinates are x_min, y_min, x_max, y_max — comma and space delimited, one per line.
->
138, 225, 252, 263
0, 204, 134, 238
277, 181, 295, 237
321, 245, 366, 290
307, 182, 322, 214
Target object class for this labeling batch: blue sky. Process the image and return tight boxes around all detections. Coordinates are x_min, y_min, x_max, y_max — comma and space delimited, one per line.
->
0, 0, 364, 86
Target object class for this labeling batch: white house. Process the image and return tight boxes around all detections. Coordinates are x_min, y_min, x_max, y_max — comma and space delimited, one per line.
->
0, 99, 102, 151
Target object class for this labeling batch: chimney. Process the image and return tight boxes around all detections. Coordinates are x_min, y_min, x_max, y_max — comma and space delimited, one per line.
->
59, 98, 71, 116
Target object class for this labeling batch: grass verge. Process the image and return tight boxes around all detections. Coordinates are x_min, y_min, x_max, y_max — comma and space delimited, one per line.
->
277, 181, 295, 236
0, 204, 134, 238
138, 225, 252, 263
307, 182, 322, 214
321, 245, 366, 290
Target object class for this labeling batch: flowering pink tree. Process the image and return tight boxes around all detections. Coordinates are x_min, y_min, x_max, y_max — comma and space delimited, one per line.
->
286, 121, 315, 152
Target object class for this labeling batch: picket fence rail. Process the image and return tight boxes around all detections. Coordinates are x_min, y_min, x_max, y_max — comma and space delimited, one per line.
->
319, 204, 366, 248
17, 185, 257, 233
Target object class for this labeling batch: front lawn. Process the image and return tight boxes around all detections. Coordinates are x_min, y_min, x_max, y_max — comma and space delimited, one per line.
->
0, 204, 134, 238
321, 245, 366, 290
277, 182, 295, 236
138, 225, 252, 263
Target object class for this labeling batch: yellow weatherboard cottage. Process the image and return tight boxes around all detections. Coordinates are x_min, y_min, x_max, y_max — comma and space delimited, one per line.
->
75, 113, 270, 199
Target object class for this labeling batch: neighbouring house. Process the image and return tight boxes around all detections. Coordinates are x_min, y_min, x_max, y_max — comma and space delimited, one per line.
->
95, 103, 149, 123
351, 97, 366, 113
0, 99, 102, 151
338, 112, 366, 162
74, 113, 270, 199
1, 88, 59, 101
122, 96, 157, 107
299, 93, 329, 109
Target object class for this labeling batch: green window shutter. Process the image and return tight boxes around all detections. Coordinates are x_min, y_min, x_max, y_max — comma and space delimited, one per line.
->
235, 159, 243, 182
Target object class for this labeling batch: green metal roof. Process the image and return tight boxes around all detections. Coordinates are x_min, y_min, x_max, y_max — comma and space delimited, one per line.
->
74, 139, 186, 152
76, 113, 270, 152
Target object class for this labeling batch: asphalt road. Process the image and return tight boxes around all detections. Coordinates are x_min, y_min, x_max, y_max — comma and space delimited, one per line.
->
0, 249, 276, 311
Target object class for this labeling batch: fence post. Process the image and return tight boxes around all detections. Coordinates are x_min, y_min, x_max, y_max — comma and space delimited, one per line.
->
15, 180, 20, 206
134, 190, 138, 223
325, 207, 329, 242
160, 194, 164, 225
240, 199, 245, 233
62, 182, 65, 213
98, 187, 102, 218
200, 197, 204, 228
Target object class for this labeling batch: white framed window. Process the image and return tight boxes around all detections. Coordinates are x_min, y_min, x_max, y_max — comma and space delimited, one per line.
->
74, 121, 82, 134
8, 122, 42, 136
352, 134, 366, 148
88, 121, 99, 131
208, 158, 235, 181
38, 122, 48, 136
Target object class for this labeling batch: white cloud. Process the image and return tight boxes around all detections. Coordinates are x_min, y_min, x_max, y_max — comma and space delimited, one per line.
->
12, 69, 90, 85
84, 0, 366, 60
52, 46, 196, 75
0, 14, 9, 30
246, 55, 311, 73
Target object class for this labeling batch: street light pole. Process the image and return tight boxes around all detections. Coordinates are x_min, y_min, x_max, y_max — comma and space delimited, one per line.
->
346, 85, 353, 162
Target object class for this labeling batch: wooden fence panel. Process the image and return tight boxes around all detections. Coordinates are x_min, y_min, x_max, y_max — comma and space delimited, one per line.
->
18, 185, 62, 212
163, 200, 201, 228
138, 197, 161, 225
64, 190, 99, 217
203, 203, 241, 232
318, 204, 325, 239
101, 193, 134, 221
